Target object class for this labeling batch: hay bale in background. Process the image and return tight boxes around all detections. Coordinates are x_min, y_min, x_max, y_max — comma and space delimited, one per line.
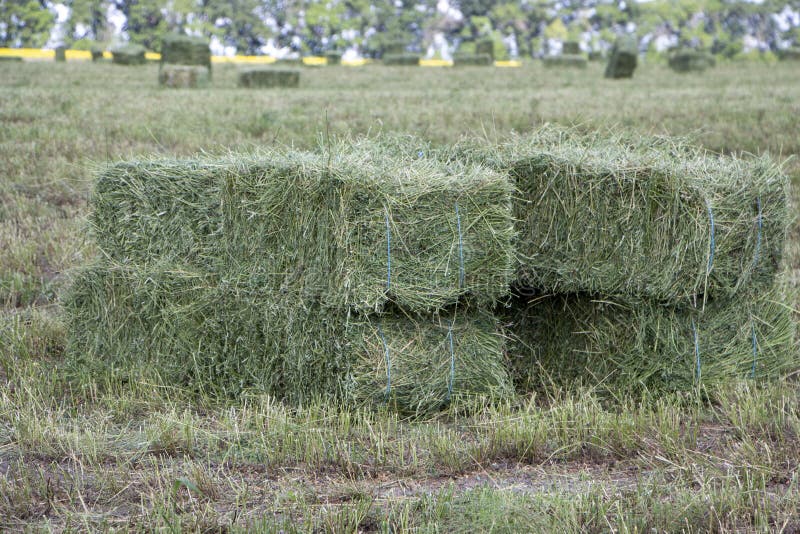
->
542, 55, 587, 68
325, 51, 342, 65
89, 147, 514, 313
277, 57, 303, 67
0, 56, 23, 62
453, 53, 493, 66
55, 46, 66, 62
158, 65, 210, 88
112, 44, 146, 66
237, 68, 299, 88
605, 35, 637, 79
383, 53, 420, 66
563, 41, 581, 55
160, 34, 211, 71
64, 263, 513, 411
90, 45, 104, 62
504, 288, 796, 395
459, 126, 787, 305
475, 38, 495, 60
777, 47, 800, 60
668, 49, 715, 72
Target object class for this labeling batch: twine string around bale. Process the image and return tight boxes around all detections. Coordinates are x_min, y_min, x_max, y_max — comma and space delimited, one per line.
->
753, 196, 763, 268
384, 207, 392, 290
691, 318, 701, 382
377, 325, 391, 401
446, 320, 456, 401
455, 201, 465, 289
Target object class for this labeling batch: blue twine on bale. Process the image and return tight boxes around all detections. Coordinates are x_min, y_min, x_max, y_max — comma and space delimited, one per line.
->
455, 201, 465, 289
751, 321, 758, 379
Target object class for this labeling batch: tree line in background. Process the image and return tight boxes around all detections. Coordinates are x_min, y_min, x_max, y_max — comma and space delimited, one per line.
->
2, 0, 799, 58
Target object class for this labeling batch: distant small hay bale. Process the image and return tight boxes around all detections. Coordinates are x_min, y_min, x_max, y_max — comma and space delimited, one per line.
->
90, 45, 104, 62
0, 56, 23, 62
588, 50, 603, 61
542, 54, 587, 68
382, 40, 408, 55
159, 65, 210, 88
382, 53, 420, 66
237, 68, 300, 88
778, 47, 800, 60
112, 44, 147, 66
160, 34, 211, 70
325, 51, 342, 65
475, 38, 494, 60
55, 46, 66, 62
605, 36, 638, 79
563, 41, 580, 55
277, 57, 303, 67
668, 49, 715, 72
453, 53, 493, 66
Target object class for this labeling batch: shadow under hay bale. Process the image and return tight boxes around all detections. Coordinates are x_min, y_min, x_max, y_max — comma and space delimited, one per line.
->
456, 126, 788, 306
237, 68, 299, 88
668, 49, 715, 72
542, 54, 587, 68
158, 65, 210, 88
382, 53, 420, 66
453, 53, 493, 66
64, 263, 513, 412
89, 146, 514, 313
112, 44, 147, 66
605, 36, 637, 79
55, 46, 66, 62
503, 288, 796, 396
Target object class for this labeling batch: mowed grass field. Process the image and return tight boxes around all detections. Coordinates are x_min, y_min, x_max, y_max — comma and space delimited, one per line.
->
1, 60, 800, 531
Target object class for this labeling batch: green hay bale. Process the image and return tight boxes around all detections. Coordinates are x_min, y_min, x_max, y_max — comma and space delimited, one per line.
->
237, 68, 300, 88
504, 287, 796, 395
604, 36, 637, 79
463, 126, 788, 305
453, 53, 493, 66
158, 64, 210, 88
63, 263, 513, 411
383, 40, 408, 55
542, 54, 587, 68
382, 54, 420, 66
89, 146, 514, 313
0, 56, 23, 62
90, 45, 104, 62
325, 51, 342, 65
588, 50, 603, 61
475, 39, 494, 60
277, 57, 304, 67
668, 49, 715, 72
160, 33, 211, 70
112, 44, 147, 66
778, 48, 800, 61
563, 41, 581, 55
55, 46, 66, 62
350, 307, 514, 414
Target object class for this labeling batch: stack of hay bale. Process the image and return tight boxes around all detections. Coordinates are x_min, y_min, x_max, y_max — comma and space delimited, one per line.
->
159, 34, 211, 88
465, 127, 794, 395
64, 143, 516, 414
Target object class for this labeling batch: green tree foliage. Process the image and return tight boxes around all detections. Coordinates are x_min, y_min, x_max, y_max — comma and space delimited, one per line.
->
0, 0, 54, 47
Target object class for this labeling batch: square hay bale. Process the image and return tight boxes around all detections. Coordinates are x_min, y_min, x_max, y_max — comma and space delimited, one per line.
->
604, 36, 637, 79
63, 263, 513, 412
90, 45, 104, 62
325, 51, 342, 65
55, 46, 66, 62
0, 56, 23, 62
160, 34, 211, 70
237, 68, 300, 88
542, 54, 587, 68
504, 287, 796, 395
112, 44, 147, 66
453, 53, 493, 66
668, 49, 715, 72
475, 39, 495, 60
778, 47, 800, 61
158, 64, 211, 88
563, 41, 581, 55
382, 54, 420, 66
89, 146, 515, 313
463, 126, 788, 305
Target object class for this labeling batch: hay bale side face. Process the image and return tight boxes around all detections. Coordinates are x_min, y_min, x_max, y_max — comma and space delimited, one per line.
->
55, 46, 66, 62
604, 36, 637, 79
475, 39, 495, 60
160, 34, 211, 69
237, 68, 300, 88
90, 46, 104, 62
668, 49, 715, 72
349, 308, 514, 415
158, 65, 210, 88
453, 53, 493, 66
542, 54, 587, 68
778, 48, 800, 60
112, 44, 147, 65
505, 289, 796, 395
382, 54, 420, 66
563, 41, 581, 55
325, 52, 342, 65
475, 127, 788, 304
